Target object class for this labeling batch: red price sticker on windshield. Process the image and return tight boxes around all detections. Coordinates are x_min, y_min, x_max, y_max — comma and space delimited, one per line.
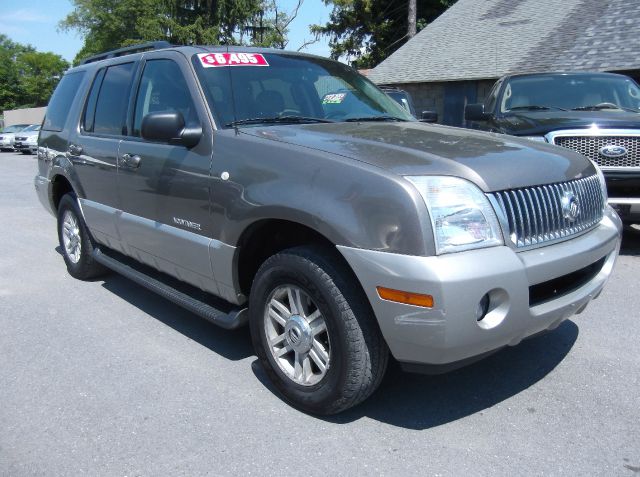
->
197, 52, 269, 67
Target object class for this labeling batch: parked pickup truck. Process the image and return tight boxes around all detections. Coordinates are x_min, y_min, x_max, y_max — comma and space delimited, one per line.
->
466, 72, 640, 224
35, 43, 621, 414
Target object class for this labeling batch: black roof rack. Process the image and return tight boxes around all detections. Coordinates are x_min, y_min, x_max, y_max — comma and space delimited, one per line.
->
80, 41, 174, 65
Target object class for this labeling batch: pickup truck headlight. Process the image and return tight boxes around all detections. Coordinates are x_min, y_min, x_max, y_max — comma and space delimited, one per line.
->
407, 176, 504, 254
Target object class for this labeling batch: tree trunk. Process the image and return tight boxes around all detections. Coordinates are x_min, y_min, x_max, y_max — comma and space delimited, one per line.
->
408, 0, 417, 38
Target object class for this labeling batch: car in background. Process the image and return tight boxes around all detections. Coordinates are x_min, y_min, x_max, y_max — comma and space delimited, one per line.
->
465, 72, 640, 223
381, 86, 438, 123
0, 124, 31, 151
14, 124, 41, 154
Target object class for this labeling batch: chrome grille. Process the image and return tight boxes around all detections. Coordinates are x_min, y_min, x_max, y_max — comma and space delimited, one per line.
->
553, 135, 640, 168
490, 175, 604, 248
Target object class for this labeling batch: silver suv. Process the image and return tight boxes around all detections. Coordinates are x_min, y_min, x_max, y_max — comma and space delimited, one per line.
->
35, 43, 622, 414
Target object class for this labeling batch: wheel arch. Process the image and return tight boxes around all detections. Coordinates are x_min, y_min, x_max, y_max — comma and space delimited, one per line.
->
234, 218, 364, 302
50, 174, 76, 211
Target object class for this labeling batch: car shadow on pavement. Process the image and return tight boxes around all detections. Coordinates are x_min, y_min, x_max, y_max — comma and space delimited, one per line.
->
100, 274, 254, 362
253, 320, 579, 429
620, 225, 640, 256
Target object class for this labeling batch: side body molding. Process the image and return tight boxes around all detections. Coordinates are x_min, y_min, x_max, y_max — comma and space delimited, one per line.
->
79, 198, 241, 304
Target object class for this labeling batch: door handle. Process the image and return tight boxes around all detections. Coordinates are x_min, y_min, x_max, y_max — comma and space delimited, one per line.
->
121, 153, 141, 169
67, 144, 83, 156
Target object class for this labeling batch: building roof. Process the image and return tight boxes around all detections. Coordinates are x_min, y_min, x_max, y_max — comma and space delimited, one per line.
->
368, 0, 640, 84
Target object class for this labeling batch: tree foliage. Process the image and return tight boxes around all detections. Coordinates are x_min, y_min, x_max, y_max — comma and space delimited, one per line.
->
312, 0, 456, 68
60, 0, 302, 64
0, 34, 69, 112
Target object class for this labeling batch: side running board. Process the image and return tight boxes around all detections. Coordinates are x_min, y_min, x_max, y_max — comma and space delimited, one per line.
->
93, 248, 248, 330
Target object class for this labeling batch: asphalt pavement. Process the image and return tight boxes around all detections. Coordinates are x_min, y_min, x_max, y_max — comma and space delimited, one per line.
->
1, 152, 639, 476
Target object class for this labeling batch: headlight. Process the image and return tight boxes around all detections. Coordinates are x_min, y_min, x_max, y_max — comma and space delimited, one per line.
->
523, 136, 548, 142
591, 160, 608, 205
406, 176, 504, 254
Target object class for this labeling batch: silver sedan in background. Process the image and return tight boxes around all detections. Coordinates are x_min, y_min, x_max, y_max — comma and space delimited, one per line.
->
14, 124, 41, 154
0, 124, 32, 151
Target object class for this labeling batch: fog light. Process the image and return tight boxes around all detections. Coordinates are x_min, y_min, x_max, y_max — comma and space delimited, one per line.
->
476, 294, 490, 321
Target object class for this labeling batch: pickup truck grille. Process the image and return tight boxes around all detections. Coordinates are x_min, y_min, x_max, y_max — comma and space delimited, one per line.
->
553, 135, 640, 168
490, 175, 604, 248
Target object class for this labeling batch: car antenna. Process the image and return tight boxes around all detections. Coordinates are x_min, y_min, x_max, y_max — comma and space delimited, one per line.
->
225, 44, 240, 135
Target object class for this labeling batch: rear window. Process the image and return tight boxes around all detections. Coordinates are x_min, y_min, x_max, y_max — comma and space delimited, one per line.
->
43, 71, 86, 132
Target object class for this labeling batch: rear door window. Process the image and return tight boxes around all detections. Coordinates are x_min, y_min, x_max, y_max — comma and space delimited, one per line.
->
92, 62, 135, 136
43, 71, 86, 131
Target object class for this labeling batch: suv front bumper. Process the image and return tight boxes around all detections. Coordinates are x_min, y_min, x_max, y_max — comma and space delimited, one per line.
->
337, 206, 622, 368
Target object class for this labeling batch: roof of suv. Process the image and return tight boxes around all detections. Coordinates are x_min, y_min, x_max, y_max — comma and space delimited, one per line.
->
74, 42, 324, 72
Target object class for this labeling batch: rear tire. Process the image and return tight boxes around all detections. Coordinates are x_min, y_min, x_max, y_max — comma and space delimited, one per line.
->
249, 245, 388, 415
57, 193, 106, 280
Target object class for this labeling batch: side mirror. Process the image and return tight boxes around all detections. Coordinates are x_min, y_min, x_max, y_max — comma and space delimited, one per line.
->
465, 103, 491, 121
141, 111, 202, 148
420, 110, 438, 123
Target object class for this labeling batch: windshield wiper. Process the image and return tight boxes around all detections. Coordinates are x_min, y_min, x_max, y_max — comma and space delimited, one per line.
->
572, 104, 639, 113
508, 105, 568, 111
344, 115, 408, 122
225, 116, 334, 127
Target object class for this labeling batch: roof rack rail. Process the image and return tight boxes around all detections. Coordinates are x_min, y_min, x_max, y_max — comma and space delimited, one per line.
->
80, 41, 174, 65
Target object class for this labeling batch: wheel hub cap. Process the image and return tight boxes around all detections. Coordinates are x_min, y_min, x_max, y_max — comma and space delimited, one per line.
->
284, 315, 313, 353
61, 210, 82, 264
264, 284, 331, 386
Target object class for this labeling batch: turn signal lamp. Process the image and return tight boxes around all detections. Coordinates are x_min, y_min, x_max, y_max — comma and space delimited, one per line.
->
376, 287, 434, 308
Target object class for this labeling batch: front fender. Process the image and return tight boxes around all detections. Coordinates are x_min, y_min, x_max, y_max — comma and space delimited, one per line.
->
211, 130, 432, 256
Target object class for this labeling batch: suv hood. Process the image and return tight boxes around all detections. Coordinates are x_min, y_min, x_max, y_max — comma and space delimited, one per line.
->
242, 121, 595, 191
496, 110, 640, 136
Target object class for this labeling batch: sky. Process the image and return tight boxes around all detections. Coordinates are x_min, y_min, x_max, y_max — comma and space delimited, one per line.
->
0, 0, 332, 61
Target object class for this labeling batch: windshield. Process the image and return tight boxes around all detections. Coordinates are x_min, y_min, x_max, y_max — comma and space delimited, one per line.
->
500, 74, 640, 113
384, 90, 416, 116
23, 124, 40, 132
193, 52, 413, 128
2, 124, 29, 133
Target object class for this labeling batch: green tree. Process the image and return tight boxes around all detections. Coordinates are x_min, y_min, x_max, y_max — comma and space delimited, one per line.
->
0, 34, 69, 111
312, 0, 456, 68
0, 35, 32, 111
15, 52, 70, 108
59, 0, 301, 64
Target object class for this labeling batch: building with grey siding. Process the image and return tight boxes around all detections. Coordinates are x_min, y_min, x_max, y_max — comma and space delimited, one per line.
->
367, 0, 640, 127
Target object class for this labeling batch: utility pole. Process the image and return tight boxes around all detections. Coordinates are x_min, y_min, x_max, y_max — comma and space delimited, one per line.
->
408, 0, 417, 38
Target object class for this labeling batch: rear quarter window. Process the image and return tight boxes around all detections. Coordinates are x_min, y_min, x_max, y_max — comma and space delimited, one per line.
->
42, 71, 86, 132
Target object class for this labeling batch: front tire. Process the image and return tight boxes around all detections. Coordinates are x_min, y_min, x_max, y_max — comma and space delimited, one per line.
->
249, 246, 388, 415
57, 193, 106, 280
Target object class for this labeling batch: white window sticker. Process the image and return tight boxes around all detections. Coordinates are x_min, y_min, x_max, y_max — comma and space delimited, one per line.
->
322, 93, 347, 104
